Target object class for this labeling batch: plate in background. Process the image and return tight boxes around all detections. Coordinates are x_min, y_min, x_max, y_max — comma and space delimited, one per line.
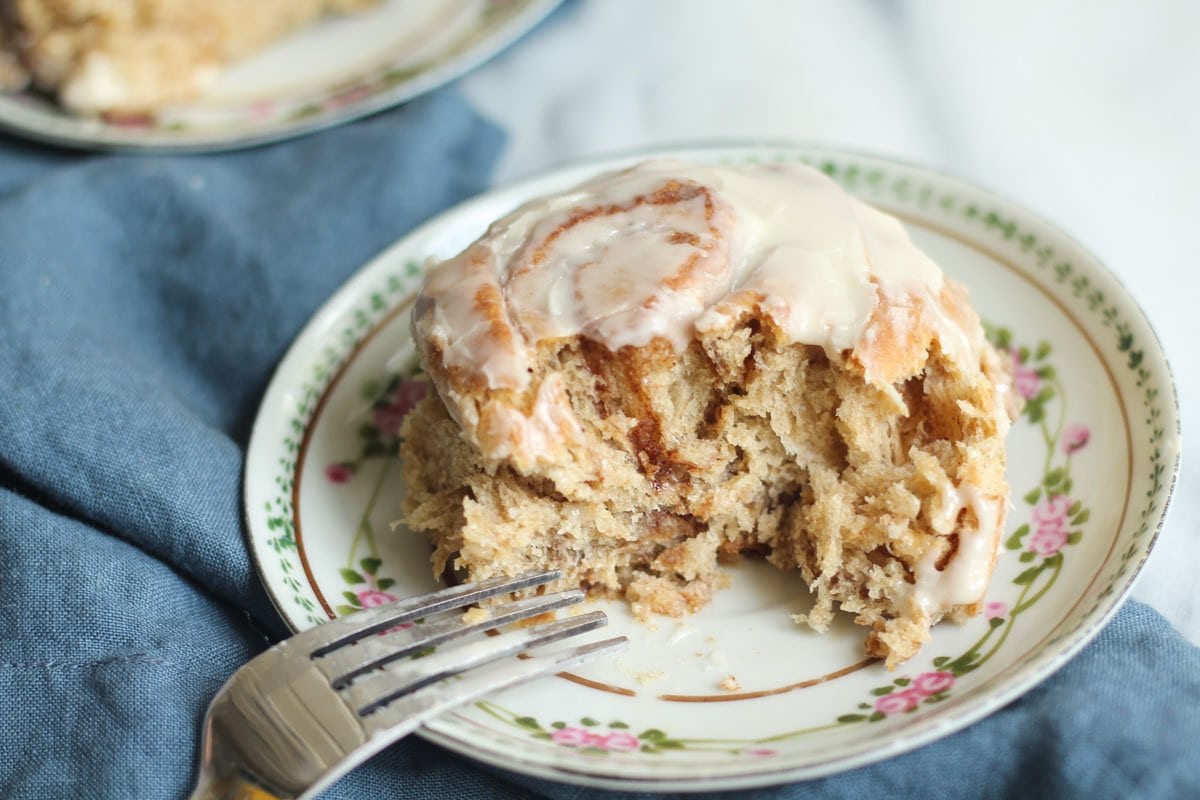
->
0, 0, 559, 153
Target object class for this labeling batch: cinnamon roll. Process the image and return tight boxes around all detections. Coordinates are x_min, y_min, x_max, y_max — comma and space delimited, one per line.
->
401, 160, 1012, 668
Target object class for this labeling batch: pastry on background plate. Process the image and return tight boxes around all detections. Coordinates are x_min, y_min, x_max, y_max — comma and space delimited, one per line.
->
400, 159, 1012, 669
0, 0, 375, 113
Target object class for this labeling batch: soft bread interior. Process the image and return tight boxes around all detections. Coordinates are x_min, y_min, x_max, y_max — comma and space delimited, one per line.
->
401, 300, 1009, 669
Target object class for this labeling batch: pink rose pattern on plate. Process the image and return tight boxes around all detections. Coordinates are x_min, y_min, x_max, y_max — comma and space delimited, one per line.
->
324, 462, 355, 483
326, 369, 428, 616
476, 704, 788, 757
873, 688, 925, 715
325, 375, 427, 485
550, 727, 640, 753
1010, 347, 1042, 400
371, 380, 428, 437
1029, 496, 1071, 556
356, 588, 398, 608
1062, 422, 1091, 455
911, 671, 956, 695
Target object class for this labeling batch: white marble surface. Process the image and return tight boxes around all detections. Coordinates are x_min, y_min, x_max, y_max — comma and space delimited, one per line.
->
461, 0, 1198, 643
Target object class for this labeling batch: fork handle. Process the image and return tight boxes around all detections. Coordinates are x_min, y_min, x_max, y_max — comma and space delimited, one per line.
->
190, 768, 287, 800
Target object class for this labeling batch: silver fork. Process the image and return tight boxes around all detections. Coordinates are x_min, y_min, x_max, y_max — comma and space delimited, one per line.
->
189, 571, 624, 800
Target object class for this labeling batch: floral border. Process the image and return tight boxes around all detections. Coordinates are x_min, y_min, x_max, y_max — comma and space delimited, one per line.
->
249, 150, 1177, 773
324, 364, 426, 616
261, 260, 425, 626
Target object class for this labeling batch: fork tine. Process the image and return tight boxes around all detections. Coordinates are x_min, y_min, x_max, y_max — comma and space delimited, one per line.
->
358, 636, 629, 737
297, 570, 562, 657
342, 610, 610, 714
290, 636, 627, 800
316, 589, 585, 687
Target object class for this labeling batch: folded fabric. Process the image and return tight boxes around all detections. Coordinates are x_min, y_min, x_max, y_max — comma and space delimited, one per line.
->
1, 88, 1197, 800
0, 89, 506, 798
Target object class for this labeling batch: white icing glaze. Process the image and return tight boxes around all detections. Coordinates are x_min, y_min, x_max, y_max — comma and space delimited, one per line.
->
907, 485, 1000, 619
415, 160, 978, 394
930, 482, 966, 535
60, 55, 132, 112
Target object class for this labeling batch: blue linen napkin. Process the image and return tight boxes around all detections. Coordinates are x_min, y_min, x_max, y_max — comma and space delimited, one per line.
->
0, 89, 1197, 800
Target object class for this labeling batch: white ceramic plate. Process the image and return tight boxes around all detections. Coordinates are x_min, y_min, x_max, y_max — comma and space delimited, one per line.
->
0, 0, 558, 153
244, 145, 1181, 791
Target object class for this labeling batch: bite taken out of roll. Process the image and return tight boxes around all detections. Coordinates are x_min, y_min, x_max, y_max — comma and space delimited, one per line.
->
401, 159, 1011, 669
